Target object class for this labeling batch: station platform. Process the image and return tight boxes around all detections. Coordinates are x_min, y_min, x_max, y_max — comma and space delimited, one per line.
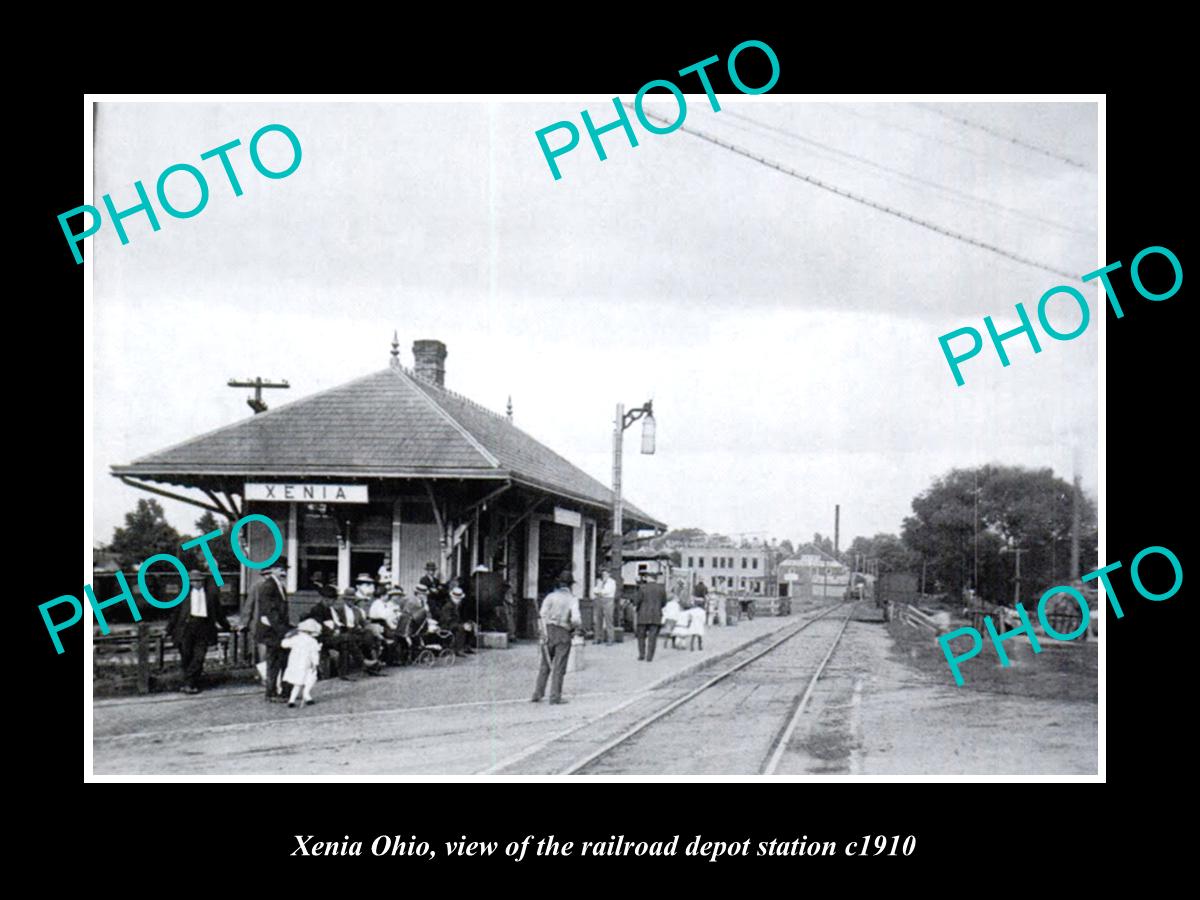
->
92, 607, 818, 775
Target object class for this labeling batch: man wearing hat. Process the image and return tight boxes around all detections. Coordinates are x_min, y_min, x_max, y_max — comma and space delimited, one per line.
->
419, 561, 449, 608
437, 585, 475, 657
405, 583, 431, 628
310, 570, 338, 601
242, 560, 291, 701
352, 573, 389, 665
308, 587, 385, 678
634, 570, 668, 662
369, 584, 405, 665
531, 569, 582, 704
353, 572, 378, 605
592, 565, 618, 646
167, 558, 232, 694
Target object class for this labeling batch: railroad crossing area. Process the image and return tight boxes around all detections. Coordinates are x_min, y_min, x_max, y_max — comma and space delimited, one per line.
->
92, 600, 1096, 776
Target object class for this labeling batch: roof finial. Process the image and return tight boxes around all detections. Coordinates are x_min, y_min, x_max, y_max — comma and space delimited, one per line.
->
390, 330, 400, 368
506, 395, 513, 422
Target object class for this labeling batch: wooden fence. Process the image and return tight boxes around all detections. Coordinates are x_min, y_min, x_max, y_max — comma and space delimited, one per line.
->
901, 604, 946, 635
967, 601, 1098, 646
94, 623, 257, 694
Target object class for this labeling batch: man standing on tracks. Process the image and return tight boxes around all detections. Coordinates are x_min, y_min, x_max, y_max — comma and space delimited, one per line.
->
635, 571, 668, 662
531, 569, 581, 704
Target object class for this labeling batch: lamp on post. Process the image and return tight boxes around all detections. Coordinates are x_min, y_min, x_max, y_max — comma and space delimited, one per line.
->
612, 400, 655, 608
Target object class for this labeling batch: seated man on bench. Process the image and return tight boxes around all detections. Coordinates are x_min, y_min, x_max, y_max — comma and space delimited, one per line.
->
369, 584, 407, 665
306, 589, 386, 679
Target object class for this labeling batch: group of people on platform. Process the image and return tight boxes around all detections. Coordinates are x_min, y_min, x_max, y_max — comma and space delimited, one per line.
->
254, 560, 486, 707
167, 555, 737, 708
170, 557, 497, 706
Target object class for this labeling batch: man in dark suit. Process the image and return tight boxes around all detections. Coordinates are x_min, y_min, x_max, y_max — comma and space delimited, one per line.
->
635, 571, 668, 662
310, 570, 338, 600
436, 586, 475, 657
167, 562, 232, 694
306, 589, 385, 679
249, 562, 291, 702
420, 561, 449, 608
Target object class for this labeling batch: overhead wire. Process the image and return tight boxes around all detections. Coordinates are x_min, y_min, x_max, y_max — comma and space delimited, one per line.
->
631, 105, 1078, 280
719, 109, 1094, 238
830, 104, 1074, 179
913, 103, 1090, 170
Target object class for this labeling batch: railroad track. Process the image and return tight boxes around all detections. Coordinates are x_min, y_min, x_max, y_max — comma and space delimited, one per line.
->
552, 600, 859, 775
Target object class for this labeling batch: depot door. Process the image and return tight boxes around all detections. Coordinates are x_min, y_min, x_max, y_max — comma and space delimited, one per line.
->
537, 521, 575, 599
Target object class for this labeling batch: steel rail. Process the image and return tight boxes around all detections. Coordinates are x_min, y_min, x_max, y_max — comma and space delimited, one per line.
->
559, 601, 850, 775
760, 605, 856, 774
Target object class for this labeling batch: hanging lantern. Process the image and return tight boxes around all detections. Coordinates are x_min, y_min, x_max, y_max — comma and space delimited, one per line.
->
640, 410, 656, 455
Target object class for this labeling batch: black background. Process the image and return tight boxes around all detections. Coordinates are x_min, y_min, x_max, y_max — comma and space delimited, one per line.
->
19, 22, 1189, 883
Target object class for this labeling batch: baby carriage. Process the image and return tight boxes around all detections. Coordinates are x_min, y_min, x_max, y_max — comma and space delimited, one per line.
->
413, 617, 457, 667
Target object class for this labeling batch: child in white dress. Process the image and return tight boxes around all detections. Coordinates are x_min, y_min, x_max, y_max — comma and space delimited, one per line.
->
281, 619, 323, 707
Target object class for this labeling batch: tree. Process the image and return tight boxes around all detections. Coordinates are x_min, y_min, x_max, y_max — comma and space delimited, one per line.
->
109, 499, 185, 570
191, 511, 240, 573
777, 539, 796, 558
811, 532, 837, 559
901, 465, 1097, 605
654, 527, 709, 549
846, 533, 918, 575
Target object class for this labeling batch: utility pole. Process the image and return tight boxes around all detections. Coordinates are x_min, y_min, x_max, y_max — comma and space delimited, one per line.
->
973, 469, 980, 594
228, 376, 289, 413
612, 400, 655, 605
1069, 473, 1082, 583
1014, 548, 1024, 606
1002, 546, 1026, 607
834, 504, 840, 557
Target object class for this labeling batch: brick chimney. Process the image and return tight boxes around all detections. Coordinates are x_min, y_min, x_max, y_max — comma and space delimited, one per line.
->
412, 339, 447, 387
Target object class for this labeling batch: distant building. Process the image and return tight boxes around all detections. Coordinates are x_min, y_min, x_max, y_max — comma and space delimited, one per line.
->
618, 548, 674, 593
778, 544, 850, 599
674, 545, 772, 594
93, 546, 121, 573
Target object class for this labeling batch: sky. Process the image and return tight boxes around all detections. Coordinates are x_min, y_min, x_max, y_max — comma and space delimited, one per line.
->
91, 98, 1099, 550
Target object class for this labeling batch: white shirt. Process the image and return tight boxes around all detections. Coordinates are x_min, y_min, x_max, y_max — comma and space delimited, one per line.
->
539, 587, 582, 630
594, 575, 617, 600
189, 584, 208, 617
369, 597, 401, 630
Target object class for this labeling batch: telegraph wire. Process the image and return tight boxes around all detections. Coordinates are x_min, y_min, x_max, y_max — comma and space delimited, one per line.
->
720, 109, 1094, 238
831, 104, 1071, 179
913, 103, 1090, 170
632, 105, 1077, 280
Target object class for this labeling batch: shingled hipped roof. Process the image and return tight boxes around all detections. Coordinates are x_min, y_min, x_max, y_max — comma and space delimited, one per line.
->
112, 363, 664, 530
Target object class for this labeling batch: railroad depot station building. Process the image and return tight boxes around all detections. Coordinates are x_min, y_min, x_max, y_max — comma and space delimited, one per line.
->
112, 338, 665, 636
